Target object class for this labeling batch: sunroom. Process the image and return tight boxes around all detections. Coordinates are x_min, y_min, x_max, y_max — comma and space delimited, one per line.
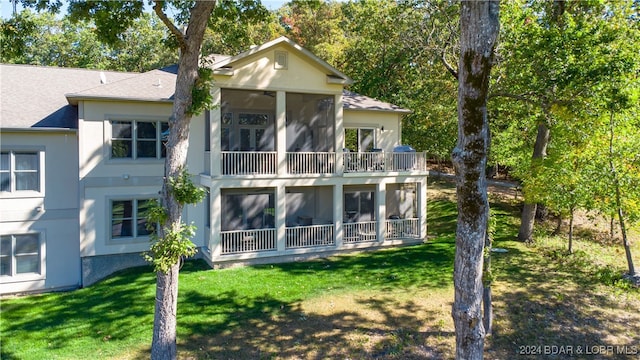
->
217, 89, 336, 176
213, 182, 422, 259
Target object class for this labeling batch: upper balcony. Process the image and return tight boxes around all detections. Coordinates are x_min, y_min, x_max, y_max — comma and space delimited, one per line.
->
206, 88, 422, 177
218, 150, 427, 176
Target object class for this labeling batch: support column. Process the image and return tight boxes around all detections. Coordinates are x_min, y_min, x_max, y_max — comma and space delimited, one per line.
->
276, 184, 286, 252
209, 183, 222, 259
210, 87, 221, 177
419, 179, 427, 240
276, 91, 287, 176
335, 92, 344, 175
333, 184, 344, 248
376, 181, 387, 242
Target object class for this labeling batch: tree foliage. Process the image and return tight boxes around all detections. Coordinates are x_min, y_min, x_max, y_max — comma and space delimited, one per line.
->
1, 9, 177, 72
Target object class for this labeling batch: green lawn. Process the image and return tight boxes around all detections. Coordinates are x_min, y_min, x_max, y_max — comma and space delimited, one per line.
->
1, 181, 639, 359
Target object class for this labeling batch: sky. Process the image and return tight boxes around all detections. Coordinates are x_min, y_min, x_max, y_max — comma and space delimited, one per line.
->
0, 0, 289, 20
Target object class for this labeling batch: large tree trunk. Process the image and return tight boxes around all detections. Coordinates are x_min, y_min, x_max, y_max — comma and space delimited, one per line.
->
452, 2, 499, 359
518, 122, 550, 242
151, 2, 216, 359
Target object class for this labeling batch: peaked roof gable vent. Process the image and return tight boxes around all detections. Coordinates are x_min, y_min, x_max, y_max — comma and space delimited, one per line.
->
274, 50, 288, 70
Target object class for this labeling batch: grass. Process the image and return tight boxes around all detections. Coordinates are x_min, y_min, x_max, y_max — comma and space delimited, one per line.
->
1, 179, 639, 359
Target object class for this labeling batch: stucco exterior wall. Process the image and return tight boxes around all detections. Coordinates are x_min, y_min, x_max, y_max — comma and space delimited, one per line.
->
214, 44, 343, 95
343, 110, 402, 152
77, 100, 207, 259
0, 131, 80, 294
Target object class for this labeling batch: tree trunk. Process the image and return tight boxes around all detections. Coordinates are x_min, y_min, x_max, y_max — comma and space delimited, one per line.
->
552, 213, 563, 236
518, 122, 550, 242
608, 111, 636, 276
609, 214, 615, 239
568, 208, 574, 254
151, 263, 180, 360
452, 2, 499, 359
151, 2, 216, 359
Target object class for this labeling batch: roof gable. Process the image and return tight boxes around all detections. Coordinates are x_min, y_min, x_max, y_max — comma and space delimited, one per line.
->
211, 36, 353, 86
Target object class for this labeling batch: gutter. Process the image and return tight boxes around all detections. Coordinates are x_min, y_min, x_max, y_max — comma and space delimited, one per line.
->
0, 127, 78, 133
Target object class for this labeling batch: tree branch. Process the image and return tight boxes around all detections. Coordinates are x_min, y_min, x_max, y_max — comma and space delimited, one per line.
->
441, 42, 458, 80
153, 1, 186, 51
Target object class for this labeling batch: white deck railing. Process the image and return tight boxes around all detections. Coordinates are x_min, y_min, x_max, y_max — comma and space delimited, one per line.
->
219, 151, 426, 176
344, 152, 427, 173
286, 152, 336, 174
385, 218, 421, 240
221, 151, 277, 175
343, 221, 378, 243
220, 228, 277, 255
285, 224, 335, 249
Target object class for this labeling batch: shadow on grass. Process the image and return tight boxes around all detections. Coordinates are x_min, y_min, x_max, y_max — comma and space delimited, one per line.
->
1, 236, 457, 360
0, 265, 158, 359
170, 289, 454, 360
487, 242, 640, 360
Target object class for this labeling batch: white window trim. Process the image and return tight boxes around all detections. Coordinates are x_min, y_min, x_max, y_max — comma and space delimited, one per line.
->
107, 196, 158, 245
0, 147, 45, 198
344, 127, 377, 153
106, 117, 169, 161
0, 231, 46, 283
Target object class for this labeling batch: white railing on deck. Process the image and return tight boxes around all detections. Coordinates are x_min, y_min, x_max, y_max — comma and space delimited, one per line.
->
286, 224, 335, 249
220, 228, 277, 255
220, 151, 426, 175
343, 152, 427, 173
343, 221, 378, 243
221, 151, 277, 175
287, 152, 336, 174
385, 218, 421, 240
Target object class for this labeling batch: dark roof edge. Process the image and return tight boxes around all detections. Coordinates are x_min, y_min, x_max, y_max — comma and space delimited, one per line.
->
66, 94, 174, 105
1, 127, 77, 133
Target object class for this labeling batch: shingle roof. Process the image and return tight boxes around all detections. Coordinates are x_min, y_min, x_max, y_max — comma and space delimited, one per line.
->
1, 44, 409, 131
342, 90, 411, 114
66, 66, 177, 105
1, 64, 136, 129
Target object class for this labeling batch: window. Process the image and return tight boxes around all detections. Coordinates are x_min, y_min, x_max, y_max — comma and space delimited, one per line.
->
0, 151, 40, 193
344, 128, 375, 153
111, 198, 155, 239
344, 191, 375, 222
0, 233, 42, 277
111, 120, 168, 159
221, 191, 274, 231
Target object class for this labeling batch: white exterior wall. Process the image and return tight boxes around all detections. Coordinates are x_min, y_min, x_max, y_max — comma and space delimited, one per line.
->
78, 100, 207, 260
0, 131, 80, 294
343, 110, 402, 152
214, 44, 344, 94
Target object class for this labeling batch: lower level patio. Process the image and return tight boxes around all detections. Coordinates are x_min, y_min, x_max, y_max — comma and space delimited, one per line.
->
216, 217, 422, 257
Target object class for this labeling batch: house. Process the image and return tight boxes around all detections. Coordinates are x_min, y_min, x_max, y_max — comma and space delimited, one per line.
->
0, 37, 427, 295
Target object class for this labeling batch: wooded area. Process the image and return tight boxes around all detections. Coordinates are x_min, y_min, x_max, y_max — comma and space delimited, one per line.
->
2, 1, 638, 359
3, 1, 638, 250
